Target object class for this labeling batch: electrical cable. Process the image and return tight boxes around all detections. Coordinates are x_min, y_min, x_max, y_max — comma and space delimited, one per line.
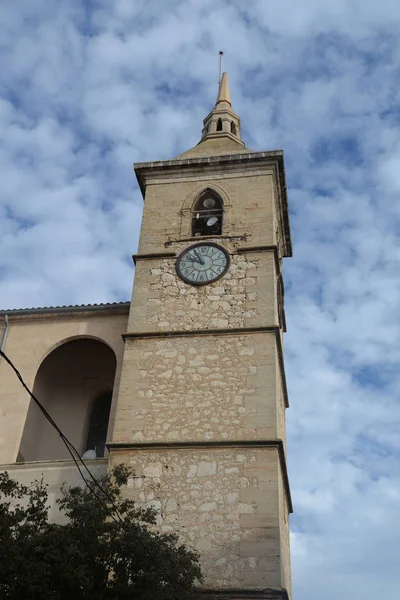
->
0, 349, 118, 516
0, 348, 189, 598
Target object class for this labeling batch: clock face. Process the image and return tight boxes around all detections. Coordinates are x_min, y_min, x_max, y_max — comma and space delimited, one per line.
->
176, 243, 229, 285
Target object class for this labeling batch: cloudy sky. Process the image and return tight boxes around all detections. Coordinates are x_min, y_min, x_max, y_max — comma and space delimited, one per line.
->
2, 0, 400, 597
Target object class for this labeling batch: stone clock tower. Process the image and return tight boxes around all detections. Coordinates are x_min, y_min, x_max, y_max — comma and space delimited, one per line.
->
108, 73, 293, 600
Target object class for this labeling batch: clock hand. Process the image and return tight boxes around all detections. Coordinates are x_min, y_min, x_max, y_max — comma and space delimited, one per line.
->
193, 249, 205, 265
187, 252, 202, 265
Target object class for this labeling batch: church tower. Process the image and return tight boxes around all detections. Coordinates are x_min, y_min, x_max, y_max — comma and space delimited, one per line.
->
108, 72, 293, 599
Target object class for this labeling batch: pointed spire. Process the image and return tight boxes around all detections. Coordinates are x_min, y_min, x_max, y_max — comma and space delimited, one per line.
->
216, 72, 231, 106
198, 71, 243, 144
173, 70, 249, 160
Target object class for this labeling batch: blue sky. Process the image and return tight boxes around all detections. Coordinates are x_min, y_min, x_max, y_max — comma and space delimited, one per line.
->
2, 1, 400, 598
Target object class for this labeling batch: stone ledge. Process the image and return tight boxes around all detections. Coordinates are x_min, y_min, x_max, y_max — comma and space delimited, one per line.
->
0, 458, 108, 470
131, 251, 176, 264
0, 303, 130, 319
196, 587, 289, 600
134, 150, 284, 171
123, 326, 279, 340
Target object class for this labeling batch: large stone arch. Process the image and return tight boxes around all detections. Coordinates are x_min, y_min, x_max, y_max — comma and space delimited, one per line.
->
18, 338, 117, 462
37, 334, 117, 368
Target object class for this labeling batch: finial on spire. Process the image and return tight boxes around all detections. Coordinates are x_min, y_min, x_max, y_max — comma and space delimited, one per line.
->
218, 51, 223, 85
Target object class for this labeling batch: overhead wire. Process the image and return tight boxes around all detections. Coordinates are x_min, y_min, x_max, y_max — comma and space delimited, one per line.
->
0, 348, 189, 598
0, 349, 117, 517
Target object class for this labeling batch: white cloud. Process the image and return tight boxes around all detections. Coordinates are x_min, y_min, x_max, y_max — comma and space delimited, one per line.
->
1, 1, 400, 598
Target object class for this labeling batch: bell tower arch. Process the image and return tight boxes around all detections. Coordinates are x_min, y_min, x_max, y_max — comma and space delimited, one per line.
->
109, 72, 293, 600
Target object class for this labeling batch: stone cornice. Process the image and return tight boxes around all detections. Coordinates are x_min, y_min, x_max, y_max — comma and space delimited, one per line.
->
131, 245, 283, 285
199, 131, 246, 145
134, 150, 284, 175
164, 234, 247, 247
131, 251, 176, 264
1, 458, 108, 469
0, 302, 130, 320
196, 588, 289, 600
132, 244, 282, 274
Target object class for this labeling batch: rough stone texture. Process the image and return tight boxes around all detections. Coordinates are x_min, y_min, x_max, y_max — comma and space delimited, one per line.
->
149, 252, 258, 330
278, 468, 291, 597
111, 151, 292, 596
276, 359, 287, 453
114, 333, 282, 444
109, 447, 284, 591
128, 247, 277, 334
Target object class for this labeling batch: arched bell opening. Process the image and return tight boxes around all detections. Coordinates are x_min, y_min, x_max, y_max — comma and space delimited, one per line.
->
191, 191, 223, 237
230, 121, 237, 135
216, 118, 223, 131
18, 338, 117, 462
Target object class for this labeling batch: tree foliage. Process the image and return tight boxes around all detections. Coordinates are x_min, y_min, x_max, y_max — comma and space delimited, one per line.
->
0, 465, 202, 599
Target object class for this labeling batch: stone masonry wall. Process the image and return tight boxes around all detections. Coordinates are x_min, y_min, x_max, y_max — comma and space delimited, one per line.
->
128, 246, 278, 334
137, 170, 276, 255
276, 354, 287, 454
109, 446, 283, 590
279, 467, 292, 598
113, 332, 279, 444
112, 158, 291, 593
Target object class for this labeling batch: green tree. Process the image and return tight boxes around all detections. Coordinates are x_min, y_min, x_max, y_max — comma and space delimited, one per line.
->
0, 465, 202, 599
